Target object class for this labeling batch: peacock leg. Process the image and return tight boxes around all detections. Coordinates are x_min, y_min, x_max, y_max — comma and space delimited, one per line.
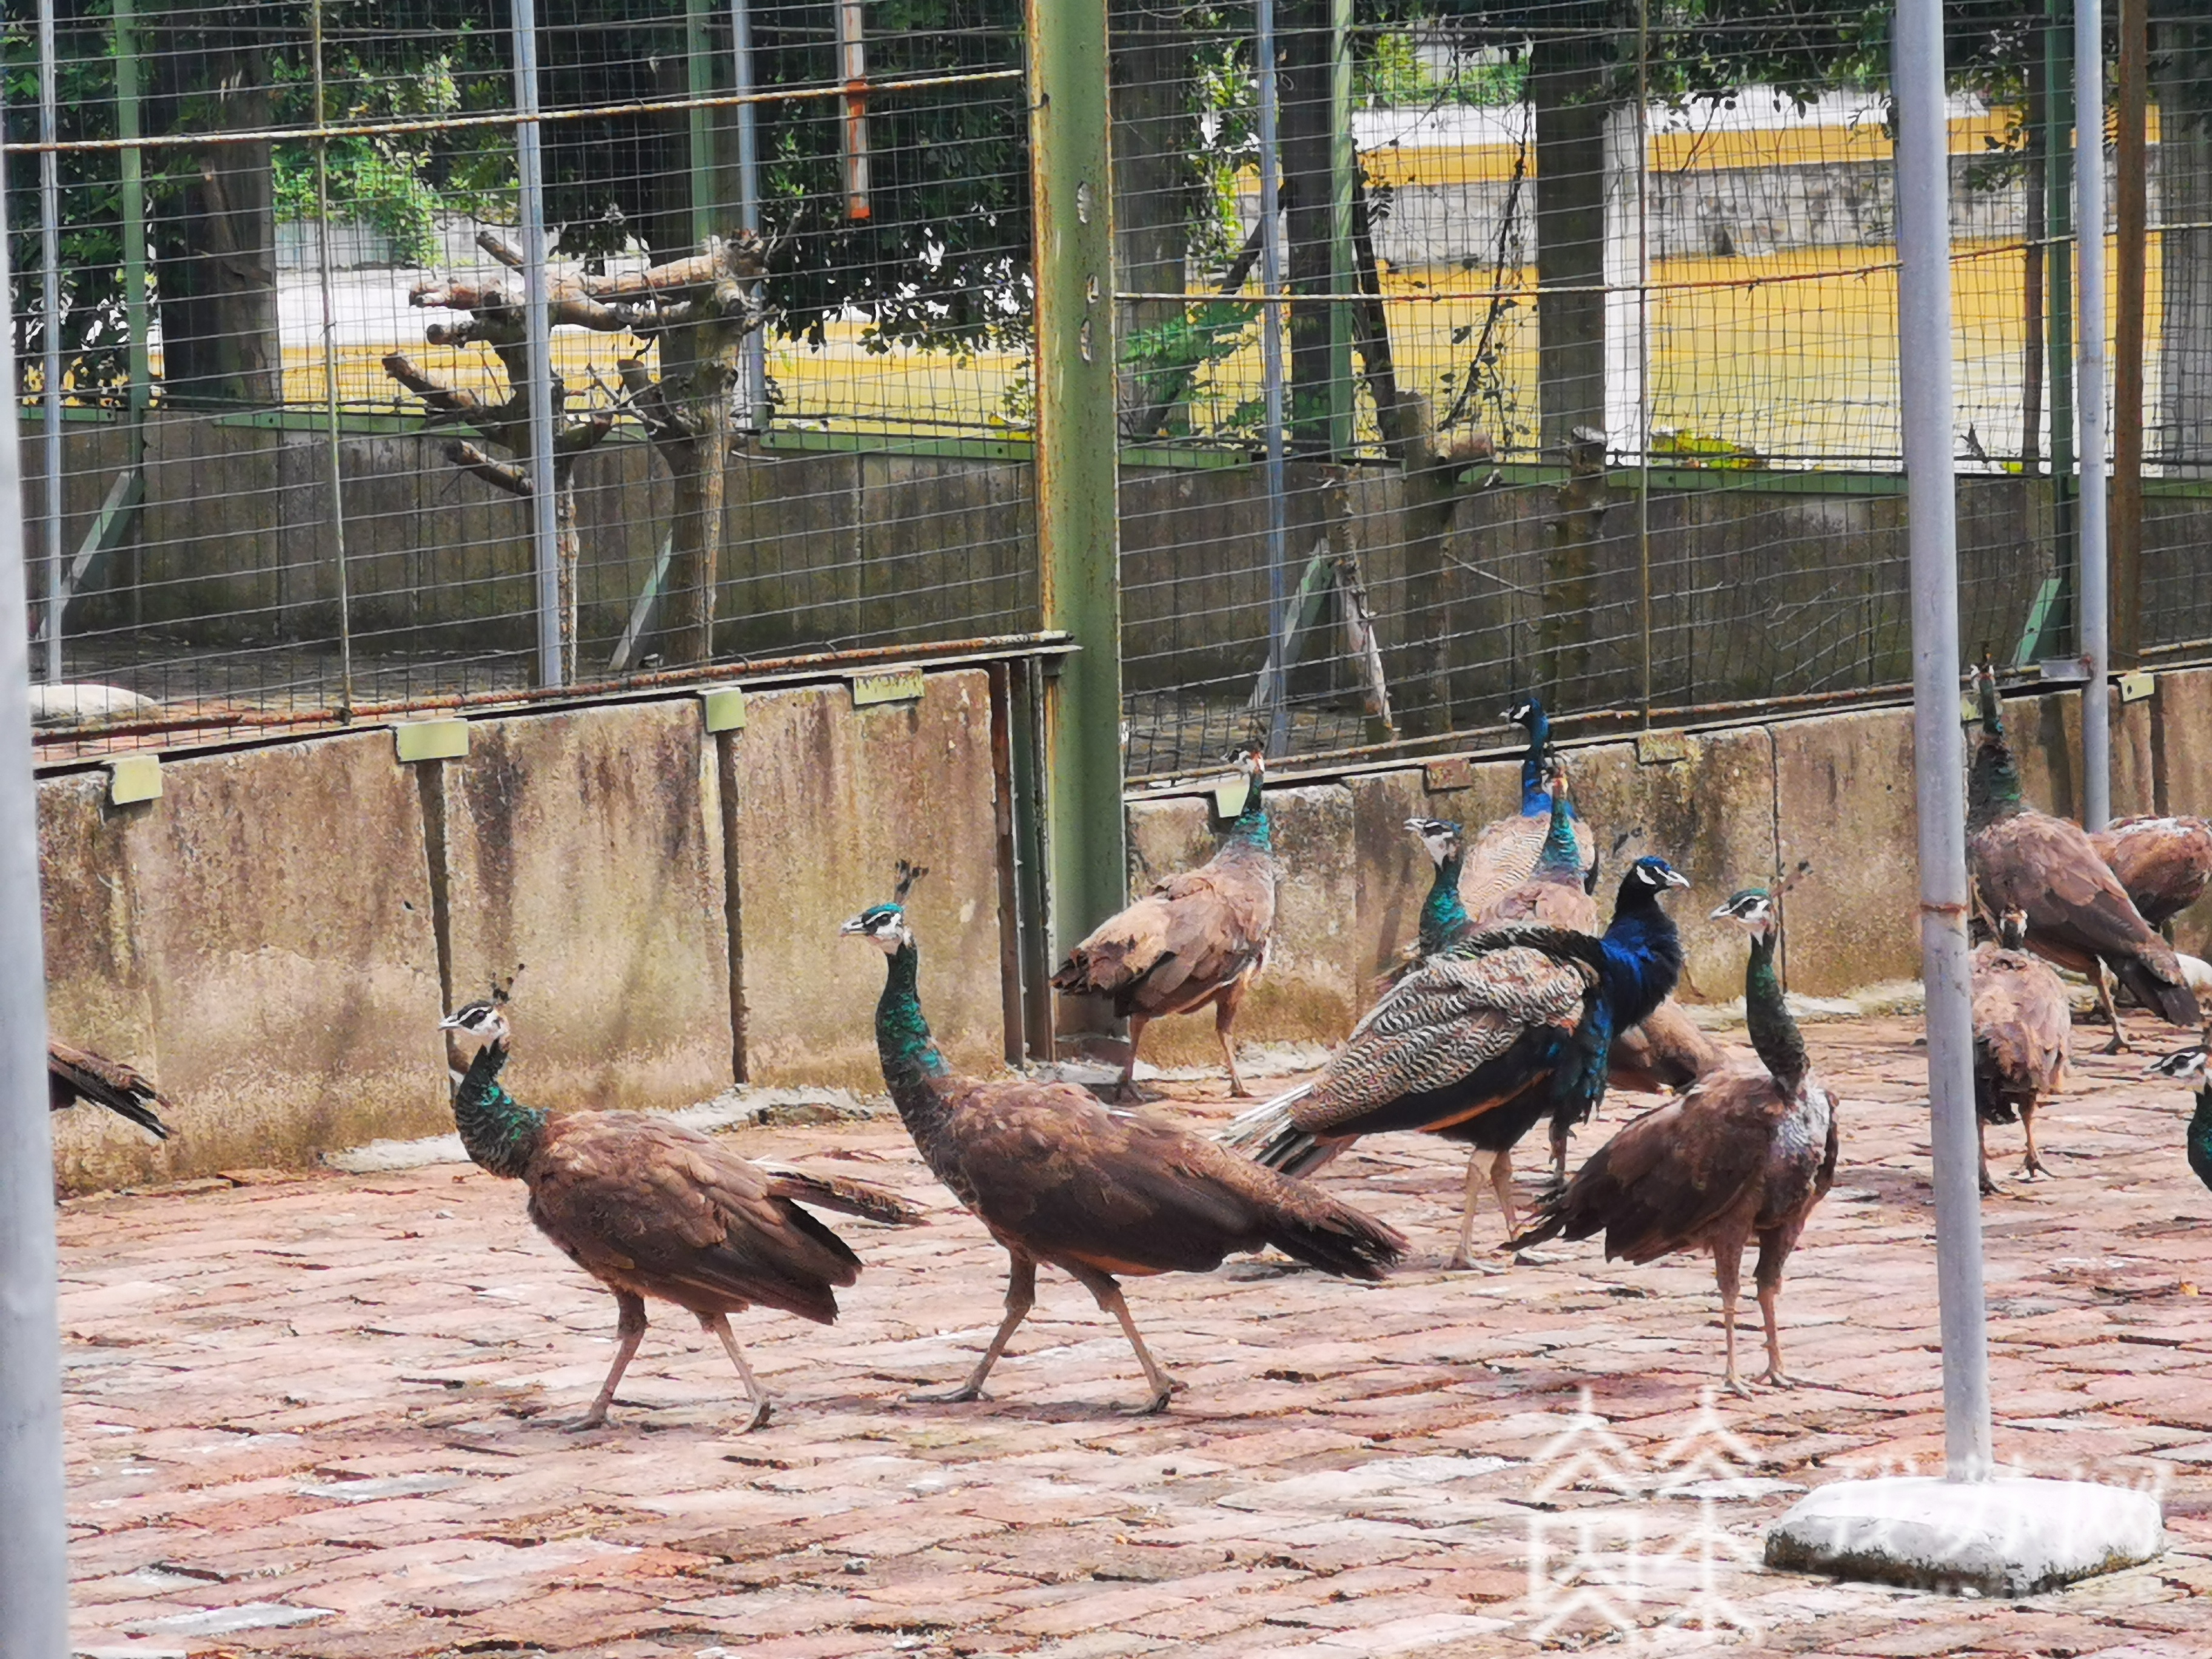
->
2021, 1098, 2049, 1179
1487, 1147, 1521, 1240
1446, 1151, 1487, 1270
698, 1311, 774, 1432
1119, 1014, 1151, 1103
574, 1291, 649, 1430
909, 1253, 1035, 1404
1215, 976, 1252, 1098
1751, 1230, 1798, 1388
1714, 1241, 1749, 1398
1977, 1118, 1998, 1196
2097, 962, 2131, 1055
1070, 1264, 1178, 1413
1547, 1119, 1570, 1190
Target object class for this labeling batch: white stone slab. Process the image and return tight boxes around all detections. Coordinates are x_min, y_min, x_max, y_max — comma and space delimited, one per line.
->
1765, 1475, 2163, 1595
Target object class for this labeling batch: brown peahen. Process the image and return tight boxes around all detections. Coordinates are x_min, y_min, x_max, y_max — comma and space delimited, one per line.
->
1223, 856, 1689, 1267
1971, 908, 2071, 1194
1052, 748, 1276, 1099
2090, 814, 2212, 934
1966, 659, 2199, 1051
47, 1039, 173, 1142
1512, 878, 1838, 1395
446, 1002, 920, 1431
846, 863, 1404, 1413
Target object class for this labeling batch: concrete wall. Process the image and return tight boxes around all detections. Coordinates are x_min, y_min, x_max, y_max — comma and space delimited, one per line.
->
36, 669, 1006, 1193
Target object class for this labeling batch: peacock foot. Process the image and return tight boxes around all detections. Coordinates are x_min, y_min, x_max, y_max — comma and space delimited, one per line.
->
736, 1396, 773, 1433
563, 1412, 615, 1433
1723, 1375, 1754, 1401
1979, 1171, 2000, 1196
2101, 1031, 2133, 1056
905, 1382, 987, 1406
1121, 1380, 1181, 1416
2022, 1156, 2049, 1180
1754, 1367, 1800, 1389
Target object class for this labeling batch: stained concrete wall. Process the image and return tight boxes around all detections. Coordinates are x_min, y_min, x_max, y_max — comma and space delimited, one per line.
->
40, 731, 450, 1192
732, 670, 1005, 1093
36, 669, 1007, 1192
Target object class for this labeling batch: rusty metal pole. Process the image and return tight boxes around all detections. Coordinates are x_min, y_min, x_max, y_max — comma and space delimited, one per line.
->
0, 156, 69, 1659
1028, 0, 1124, 992
2113, 0, 2147, 666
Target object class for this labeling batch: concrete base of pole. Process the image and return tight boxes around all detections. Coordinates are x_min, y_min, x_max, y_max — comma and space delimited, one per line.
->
1765, 1477, 2162, 1596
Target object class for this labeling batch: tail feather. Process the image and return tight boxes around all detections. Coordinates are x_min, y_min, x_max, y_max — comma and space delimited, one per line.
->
757, 1164, 926, 1227
1259, 1190, 1406, 1281
2112, 955, 2202, 1028
1216, 1082, 1344, 1178
47, 1041, 173, 1141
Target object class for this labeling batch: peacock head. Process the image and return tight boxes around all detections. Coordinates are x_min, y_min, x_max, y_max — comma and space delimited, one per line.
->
1502, 695, 1543, 730
840, 860, 928, 955
1997, 908, 2030, 951
1625, 856, 1690, 899
1232, 745, 1267, 779
2144, 1039, 2210, 1091
1709, 863, 1809, 939
1404, 816, 1463, 869
440, 962, 522, 1051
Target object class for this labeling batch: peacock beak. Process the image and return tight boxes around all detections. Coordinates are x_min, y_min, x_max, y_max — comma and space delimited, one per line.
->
1707, 901, 1737, 921
1662, 868, 1691, 890
837, 913, 870, 937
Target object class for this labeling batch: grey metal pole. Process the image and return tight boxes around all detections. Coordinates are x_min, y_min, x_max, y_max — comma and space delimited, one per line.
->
1895, 0, 1994, 1483
0, 130, 71, 1659
37, 0, 62, 685
731, 0, 767, 431
2076, 0, 2111, 830
311, 0, 356, 715
1255, 0, 1289, 754
512, 0, 563, 687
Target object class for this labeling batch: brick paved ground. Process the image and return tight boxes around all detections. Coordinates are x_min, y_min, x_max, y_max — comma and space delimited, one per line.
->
55, 1012, 2212, 1658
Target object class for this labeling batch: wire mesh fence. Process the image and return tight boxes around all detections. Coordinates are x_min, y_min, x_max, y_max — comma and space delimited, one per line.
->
5, 0, 1038, 752
8, 2, 2212, 771
1114, 1, 2212, 777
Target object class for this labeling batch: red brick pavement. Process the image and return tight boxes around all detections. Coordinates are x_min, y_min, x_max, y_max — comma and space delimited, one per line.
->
52, 1014, 2212, 1658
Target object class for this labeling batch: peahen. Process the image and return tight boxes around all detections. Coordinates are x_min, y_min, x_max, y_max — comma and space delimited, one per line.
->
1971, 908, 2071, 1194
845, 862, 1404, 1413
47, 1039, 173, 1141
1457, 697, 1597, 919
2144, 1034, 2212, 1194
2090, 814, 2212, 931
1222, 855, 1689, 1269
441, 962, 524, 1093
1512, 877, 1838, 1395
1966, 659, 2199, 1051
445, 1002, 920, 1431
1052, 748, 1276, 1099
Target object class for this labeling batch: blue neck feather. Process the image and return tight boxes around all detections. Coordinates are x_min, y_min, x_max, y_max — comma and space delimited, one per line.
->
1224, 775, 1272, 852
452, 1042, 549, 1181
1418, 847, 1470, 956
1597, 877, 1683, 1033
1517, 706, 1552, 816
1532, 789, 1580, 880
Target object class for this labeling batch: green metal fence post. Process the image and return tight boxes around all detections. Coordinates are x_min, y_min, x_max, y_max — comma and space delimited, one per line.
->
1027, 0, 1124, 1015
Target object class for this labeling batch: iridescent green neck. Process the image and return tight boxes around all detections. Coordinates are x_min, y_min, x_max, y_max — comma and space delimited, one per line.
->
2189, 1089, 2212, 1195
453, 1043, 548, 1181
1533, 789, 1578, 879
1966, 736, 2024, 828
1744, 928, 1807, 1093
1418, 848, 1470, 955
876, 940, 950, 1101
1223, 777, 1272, 853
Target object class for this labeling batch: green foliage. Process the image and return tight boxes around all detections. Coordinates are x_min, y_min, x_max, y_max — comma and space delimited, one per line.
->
1355, 30, 1524, 109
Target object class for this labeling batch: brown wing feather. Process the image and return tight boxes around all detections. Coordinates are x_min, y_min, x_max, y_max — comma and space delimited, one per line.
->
2090, 815, 2212, 928
1971, 944, 2070, 1098
1520, 1063, 1785, 1261
1970, 811, 2197, 1022
525, 1114, 865, 1324
1609, 997, 1730, 1093
47, 1038, 174, 1140
928, 1077, 1403, 1281
754, 1164, 927, 1227
1052, 859, 1275, 1017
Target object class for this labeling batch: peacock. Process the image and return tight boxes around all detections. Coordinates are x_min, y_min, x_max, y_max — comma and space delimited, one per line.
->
1052, 747, 1276, 1099
845, 862, 1404, 1413
1971, 908, 2071, 1194
441, 963, 523, 1093
2144, 1033, 2212, 1194
1511, 877, 1838, 1395
2090, 814, 2212, 932
1222, 855, 1689, 1269
47, 1039, 173, 1141
445, 1002, 920, 1431
1966, 659, 2199, 1051
1457, 696, 1597, 920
